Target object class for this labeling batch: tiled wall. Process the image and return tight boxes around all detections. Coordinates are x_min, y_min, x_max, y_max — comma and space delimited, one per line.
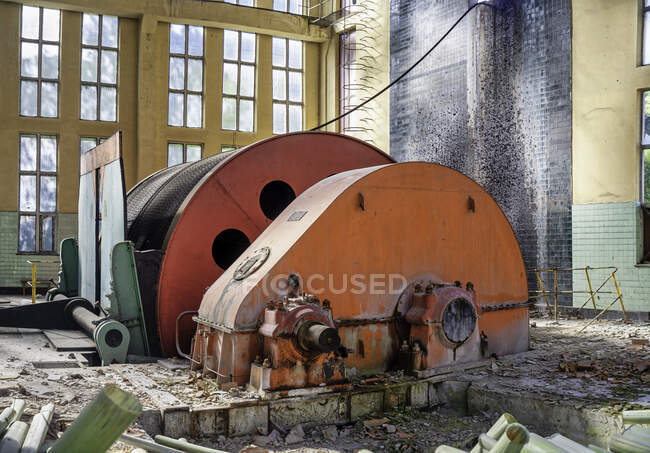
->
573, 202, 650, 313
0, 212, 76, 288
389, 0, 573, 302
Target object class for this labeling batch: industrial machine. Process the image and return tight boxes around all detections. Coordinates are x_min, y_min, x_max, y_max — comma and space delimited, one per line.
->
190, 162, 529, 391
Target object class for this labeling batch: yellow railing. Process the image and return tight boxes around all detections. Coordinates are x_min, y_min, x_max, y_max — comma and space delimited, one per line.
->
26, 259, 59, 304
529, 266, 627, 330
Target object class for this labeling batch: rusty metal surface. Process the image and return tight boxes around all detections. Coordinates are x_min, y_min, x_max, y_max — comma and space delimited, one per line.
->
154, 132, 393, 356
193, 162, 529, 388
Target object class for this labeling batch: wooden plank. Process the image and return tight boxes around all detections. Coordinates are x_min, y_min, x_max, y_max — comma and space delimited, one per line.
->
80, 131, 121, 175
43, 329, 97, 352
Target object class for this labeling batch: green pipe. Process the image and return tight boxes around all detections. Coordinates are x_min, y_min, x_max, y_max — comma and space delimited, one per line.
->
48, 385, 142, 453
119, 434, 185, 453
154, 435, 229, 453
587, 445, 610, 453
487, 414, 517, 439
0, 421, 29, 453
479, 434, 498, 450
488, 423, 529, 453
21, 403, 55, 453
608, 433, 650, 453
521, 433, 567, 453
621, 427, 650, 445
622, 410, 650, 425
435, 447, 468, 453
628, 424, 650, 435
0, 406, 15, 435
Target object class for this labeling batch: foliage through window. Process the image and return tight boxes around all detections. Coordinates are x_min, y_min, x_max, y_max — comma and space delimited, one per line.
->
272, 37, 303, 134
167, 143, 202, 166
20, 6, 60, 118
222, 30, 256, 132
18, 134, 57, 253
168, 24, 204, 128
80, 14, 119, 121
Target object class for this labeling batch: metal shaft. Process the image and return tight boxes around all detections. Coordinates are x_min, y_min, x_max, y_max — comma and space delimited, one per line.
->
119, 434, 184, 453
154, 435, 229, 453
70, 305, 101, 338
298, 323, 341, 353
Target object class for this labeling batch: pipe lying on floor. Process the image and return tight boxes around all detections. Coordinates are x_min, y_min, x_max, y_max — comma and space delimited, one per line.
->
21, 403, 54, 453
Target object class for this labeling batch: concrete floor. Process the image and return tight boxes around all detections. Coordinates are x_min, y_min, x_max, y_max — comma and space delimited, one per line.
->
0, 296, 648, 452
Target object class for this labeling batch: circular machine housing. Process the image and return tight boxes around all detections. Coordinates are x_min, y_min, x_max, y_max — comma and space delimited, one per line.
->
125, 132, 394, 356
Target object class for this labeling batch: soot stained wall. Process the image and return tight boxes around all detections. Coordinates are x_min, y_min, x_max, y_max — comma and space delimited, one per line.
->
390, 0, 572, 302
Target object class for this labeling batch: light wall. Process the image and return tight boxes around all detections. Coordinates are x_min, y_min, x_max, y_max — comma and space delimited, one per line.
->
572, 0, 650, 204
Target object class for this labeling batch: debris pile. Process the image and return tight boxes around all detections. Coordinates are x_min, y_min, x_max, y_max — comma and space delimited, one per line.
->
435, 410, 650, 453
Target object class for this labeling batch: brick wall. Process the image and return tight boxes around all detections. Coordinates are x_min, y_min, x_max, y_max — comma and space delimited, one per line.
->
389, 0, 573, 302
573, 203, 650, 313
0, 212, 77, 289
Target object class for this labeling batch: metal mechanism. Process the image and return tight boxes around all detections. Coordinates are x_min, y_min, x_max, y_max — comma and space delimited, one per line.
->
191, 162, 529, 391
124, 132, 394, 356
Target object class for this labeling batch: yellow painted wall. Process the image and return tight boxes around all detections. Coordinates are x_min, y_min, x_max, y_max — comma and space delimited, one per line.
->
573, 0, 650, 204
0, 0, 326, 214
318, 0, 391, 153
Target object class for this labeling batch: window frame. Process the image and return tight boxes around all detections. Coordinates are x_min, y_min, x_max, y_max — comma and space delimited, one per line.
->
640, 90, 650, 262
168, 23, 204, 128
19, 6, 60, 118
17, 133, 58, 255
222, 30, 257, 132
272, 37, 303, 134
167, 142, 203, 167
80, 14, 119, 122
273, 0, 303, 15
643, 1, 650, 66
80, 136, 107, 154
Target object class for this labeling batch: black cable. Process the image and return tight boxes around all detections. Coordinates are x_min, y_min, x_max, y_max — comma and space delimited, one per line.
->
311, 2, 487, 131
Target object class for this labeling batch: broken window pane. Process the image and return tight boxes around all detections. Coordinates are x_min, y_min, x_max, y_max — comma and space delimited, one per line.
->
40, 82, 58, 117
21, 42, 38, 77
42, 9, 60, 41
187, 58, 203, 92
272, 38, 286, 67
288, 40, 302, 69
20, 175, 36, 212
102, 16, 118, 48
19, 216, 36, 252
40, 136, 57, 172
273, 0, 287, 11
186, 94, 202, 128
20, 135, 37, 171
40, 176, 57, 212
188, 26, 203, 57
240, 65, 255, 97
239, 99, 254, 132
169, 57, 185, 90
288, 71, 302, 102
273, 70, 286, 100
81, 48, 98, 82
41, 44, 59, 79
82, 14, 99, 45
170, 24, 185, 54
81, 85, 97, 120
22, 6, 40, 40
41, 216, 54, 251
288, 104, 302, 132
241, 33, 256, 63
224, 30, 238, 60
168, 92, 184, 126
20, 81, 37, 116
101, 50, 118, 84
222, 97, 236, 130
223, 63, 238, 95
273, 103, 286, 134
168, 144, 183, 166
100, 86, 117, 121
80, 138, 97, 154
186, 145, 201, 162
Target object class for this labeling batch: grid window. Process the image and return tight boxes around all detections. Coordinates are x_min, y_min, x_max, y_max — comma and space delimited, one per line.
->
640, 91, 650, 262
167, 143, 202, 167
273, 0, 303, 14
225, 0, 255, 5
339, 30, 356, 133
20, 6, 60, 118
80, 136, 107, 154
222, 30, 256, 132
272, 38, 303, 134
168, 24, 204, 128
80, 14, 119, 121
18, 134, 57, 253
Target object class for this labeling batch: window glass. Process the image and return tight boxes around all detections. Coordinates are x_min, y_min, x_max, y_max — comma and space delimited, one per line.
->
168, 24, 204, 128
222, 30, 256, 132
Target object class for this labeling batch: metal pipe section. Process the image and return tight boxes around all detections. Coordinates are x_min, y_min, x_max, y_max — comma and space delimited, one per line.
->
70, 305, 102, 338
154, 434, 229, 453
21, 403, 55, 453
297, 323, 341, 353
